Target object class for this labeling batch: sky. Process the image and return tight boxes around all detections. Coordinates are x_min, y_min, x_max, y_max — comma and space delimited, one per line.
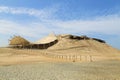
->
0, 0, 120, 49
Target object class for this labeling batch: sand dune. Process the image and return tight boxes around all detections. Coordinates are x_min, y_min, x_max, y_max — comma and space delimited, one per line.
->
0, 34, 120, 80
0, 34, 120, 65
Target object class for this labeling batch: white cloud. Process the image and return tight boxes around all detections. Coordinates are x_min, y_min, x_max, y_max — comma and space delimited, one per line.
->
0, 6, 120, 45
0, 6, 57, 19
0, 20, 51, 38
0, 14, 120, 39
50, 15, 120, 35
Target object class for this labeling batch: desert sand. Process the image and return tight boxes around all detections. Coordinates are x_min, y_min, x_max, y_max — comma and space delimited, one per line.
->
0, 59, 120, 80
0, 34, 120, 80
0, 46, 120, 80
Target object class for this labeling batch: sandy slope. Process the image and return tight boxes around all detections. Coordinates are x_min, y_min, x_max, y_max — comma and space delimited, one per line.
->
0, 35, 120, 80
48, 38, 120, 56
0, 48, 61, 65
48, 38, 119, 52
0, 35, 120, 65
0, 46, 120, 66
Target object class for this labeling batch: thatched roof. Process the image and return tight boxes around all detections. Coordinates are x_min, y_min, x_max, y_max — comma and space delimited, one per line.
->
9, 36, 30, 45
34, 33, 57, 44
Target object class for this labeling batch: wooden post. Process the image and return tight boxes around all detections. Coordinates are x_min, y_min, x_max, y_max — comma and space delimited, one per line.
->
73, 55, 75, 62
80, 55, 82, 61
66, 55, 67, 60
42, 44, 44, 49
75, 55, 77, 60
86, 56, 87, 61
90, 55, 92, 62
59, 55, 61, 59
62, 55, 63, 59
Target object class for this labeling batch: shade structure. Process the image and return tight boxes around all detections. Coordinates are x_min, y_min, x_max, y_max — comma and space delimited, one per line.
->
9, 36, 30, 46
34, 33, 57, 44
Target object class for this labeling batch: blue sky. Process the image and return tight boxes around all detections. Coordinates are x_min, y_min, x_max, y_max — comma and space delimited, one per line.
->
0, 0, 120, 49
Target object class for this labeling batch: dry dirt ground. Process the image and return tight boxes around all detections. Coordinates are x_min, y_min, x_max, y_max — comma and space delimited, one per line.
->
0, 48, 120, 80
0, 48, 120, 65
0, 48, 62, 66
0, 60, 120, 80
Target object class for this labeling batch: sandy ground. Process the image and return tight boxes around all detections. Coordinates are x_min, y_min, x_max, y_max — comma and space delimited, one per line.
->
0, 48, 120, 80
0, 48, 120, 65
0, 48, 70, 66
1, 35, 120, 80
0, 61, 120, 80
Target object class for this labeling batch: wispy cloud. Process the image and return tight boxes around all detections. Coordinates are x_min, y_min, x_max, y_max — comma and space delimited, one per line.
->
50, 14, 120, 35
0, 13, 120, 38
0, 20, 51, 37
0, 6, 57, 19
0, 6, 120, 47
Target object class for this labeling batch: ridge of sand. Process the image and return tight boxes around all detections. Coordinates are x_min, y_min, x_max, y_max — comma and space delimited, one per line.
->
48, 36, 119, 53
0, 34, 120, 65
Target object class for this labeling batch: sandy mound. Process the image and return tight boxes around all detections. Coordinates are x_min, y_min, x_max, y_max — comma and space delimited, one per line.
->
1, 34, 119, 64
48, 34, 120, 56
